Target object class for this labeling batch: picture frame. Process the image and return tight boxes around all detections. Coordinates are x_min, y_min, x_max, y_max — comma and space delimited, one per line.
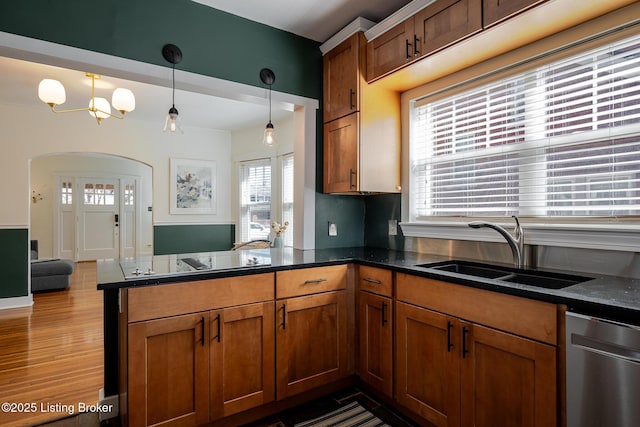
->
170, 158, 216, 214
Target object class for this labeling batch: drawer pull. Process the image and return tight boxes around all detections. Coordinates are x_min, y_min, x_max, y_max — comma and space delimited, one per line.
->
363, 277, 382, 285
447, 321, 454, 352
304, 278, 327, 285
462, 326, 470, 358
281, 304, 287, 329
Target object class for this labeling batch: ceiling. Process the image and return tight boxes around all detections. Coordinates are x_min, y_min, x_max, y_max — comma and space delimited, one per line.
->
0, 55, 291, 131
192, 0, 412, 42
1, 0, 411, 131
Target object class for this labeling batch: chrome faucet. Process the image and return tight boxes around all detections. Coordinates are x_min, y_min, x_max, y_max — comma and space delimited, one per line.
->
468, 216, 525, 268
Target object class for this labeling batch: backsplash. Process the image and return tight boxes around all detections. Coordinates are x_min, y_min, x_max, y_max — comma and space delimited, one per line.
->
404, 237, 640, 280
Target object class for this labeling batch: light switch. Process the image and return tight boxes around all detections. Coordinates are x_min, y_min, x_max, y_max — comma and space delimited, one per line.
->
328, 222, 338, 236
388, 219, 398, 236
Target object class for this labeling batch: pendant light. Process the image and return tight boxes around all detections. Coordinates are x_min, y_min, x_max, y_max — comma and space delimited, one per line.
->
260, 68, 276, 147
162, 44, 183, 133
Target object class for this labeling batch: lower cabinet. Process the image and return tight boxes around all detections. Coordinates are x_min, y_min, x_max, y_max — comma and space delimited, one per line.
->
395, 276, 557, 427
358, 291, 393, 397
128, 312, 210, 427
210, 302, 275, 421
276, 290, 349, 399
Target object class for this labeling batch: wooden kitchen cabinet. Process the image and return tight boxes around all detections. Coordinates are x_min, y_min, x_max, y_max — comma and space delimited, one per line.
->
323, 33, 360, 123
395, 273, 557, 427
210, 302, 275, 421
358, 291, 393, 397
322, 32, 400, 194
367, 0, 482, 82
323, 113, 359, 193
357, 265, 393, 396
124, 274, 275, 426
128, 312, 210, 427
276, 265, 351, 399
482, 0, 546, 28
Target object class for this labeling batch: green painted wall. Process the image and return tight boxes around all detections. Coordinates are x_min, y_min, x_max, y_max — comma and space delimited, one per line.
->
0, 0, 322, 100
154, 224, 235, 255
364, 194, 404, 250
0, 229, 28, 298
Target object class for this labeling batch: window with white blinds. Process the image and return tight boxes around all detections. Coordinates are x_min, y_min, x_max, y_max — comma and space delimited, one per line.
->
410, 33, 640, 220
239, 159, 271, 242
281, 153, 294, 247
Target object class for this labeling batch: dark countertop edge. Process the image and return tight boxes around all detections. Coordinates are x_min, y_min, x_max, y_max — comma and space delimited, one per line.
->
97, 248, 640, 325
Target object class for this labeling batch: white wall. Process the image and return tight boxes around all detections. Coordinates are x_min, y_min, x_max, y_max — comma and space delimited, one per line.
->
0, 102, 232, 230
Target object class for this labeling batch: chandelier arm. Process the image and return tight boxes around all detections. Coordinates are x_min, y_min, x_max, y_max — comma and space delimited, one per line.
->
49, 105, 125, 119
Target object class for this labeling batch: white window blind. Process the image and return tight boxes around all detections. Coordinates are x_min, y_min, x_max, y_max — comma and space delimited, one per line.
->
281, 153, 294, 247
410, 33, 640, 219
239, 159, 271, 242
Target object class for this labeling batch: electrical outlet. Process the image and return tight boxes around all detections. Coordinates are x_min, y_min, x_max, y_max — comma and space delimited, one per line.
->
388, 219, 398, 236
328, 222, 338, 236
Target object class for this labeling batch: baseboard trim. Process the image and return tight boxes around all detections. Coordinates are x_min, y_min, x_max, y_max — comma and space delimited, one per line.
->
0, 295, 33, 310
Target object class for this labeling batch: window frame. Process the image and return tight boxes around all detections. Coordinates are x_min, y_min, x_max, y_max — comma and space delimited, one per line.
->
400, 28, 640, 252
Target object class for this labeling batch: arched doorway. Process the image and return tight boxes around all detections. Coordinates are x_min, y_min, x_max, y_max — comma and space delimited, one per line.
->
30, 153, 153, 261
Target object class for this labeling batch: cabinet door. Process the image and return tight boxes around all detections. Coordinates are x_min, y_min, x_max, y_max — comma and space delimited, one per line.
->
358, 291, 393, 397
366, 17, 415, 81
210, 302, 275, 420
414, 0, 482, 58
128, 313, 209, 427
460, 321, 557, 427
324, 33, 360, 123
396, 302, 460, 427
276, 291, 349, 399
323, 113, 359, 193
483, 0, 545, 27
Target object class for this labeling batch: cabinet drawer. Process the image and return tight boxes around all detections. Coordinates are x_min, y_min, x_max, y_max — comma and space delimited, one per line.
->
276, 265, 347, 299
127, 273, 274, 323
358, 265, 392, 297
396, 273, 557, 345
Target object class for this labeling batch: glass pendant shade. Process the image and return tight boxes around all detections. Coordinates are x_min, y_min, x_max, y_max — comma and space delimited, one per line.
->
89, 97, 111, 120
38, 79, 66, 106
164, 106, 183, 133
263, 122, 276, 147
112, 88, 135, 113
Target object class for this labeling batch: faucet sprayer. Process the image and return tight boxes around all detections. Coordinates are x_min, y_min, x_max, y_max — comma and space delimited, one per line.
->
468, 216, 524, 268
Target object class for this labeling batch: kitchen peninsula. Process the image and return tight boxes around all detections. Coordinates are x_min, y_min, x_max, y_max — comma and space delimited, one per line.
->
98, 247, 640, 426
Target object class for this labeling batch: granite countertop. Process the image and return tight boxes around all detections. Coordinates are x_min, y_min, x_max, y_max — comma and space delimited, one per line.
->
97, 247, 640, 325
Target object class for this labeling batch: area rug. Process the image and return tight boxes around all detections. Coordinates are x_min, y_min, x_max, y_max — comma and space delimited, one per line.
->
294, 401, 391, 427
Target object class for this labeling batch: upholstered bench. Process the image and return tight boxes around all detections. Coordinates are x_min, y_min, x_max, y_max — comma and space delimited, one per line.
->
31, 259, 75, 292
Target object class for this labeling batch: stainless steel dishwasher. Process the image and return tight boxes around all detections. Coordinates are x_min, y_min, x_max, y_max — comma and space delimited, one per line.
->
566, 311, 640, 427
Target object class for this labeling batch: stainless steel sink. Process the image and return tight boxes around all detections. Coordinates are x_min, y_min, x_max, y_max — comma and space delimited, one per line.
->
416, 260, 591, 290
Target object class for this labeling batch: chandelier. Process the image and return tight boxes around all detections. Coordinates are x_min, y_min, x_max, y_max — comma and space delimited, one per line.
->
38, 72, 135, 125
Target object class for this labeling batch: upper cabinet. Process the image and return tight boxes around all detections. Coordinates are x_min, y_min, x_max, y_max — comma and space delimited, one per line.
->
367, 0, 482, 81
482, 0, 546, 28
322, 32, 401, 194
323, 34, 360, 123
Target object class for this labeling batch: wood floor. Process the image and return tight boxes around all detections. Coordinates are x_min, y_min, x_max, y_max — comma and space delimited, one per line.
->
0, 262, 104, 427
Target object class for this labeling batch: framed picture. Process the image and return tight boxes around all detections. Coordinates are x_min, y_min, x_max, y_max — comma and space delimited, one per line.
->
170, 158, 216, 214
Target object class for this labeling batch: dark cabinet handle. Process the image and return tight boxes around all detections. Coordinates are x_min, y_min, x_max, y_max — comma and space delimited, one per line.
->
447, 321, 454, 352
405, 39, 412, 59
381, 301, 388, 326
349, 168, 357, 189
462, 326, 470, 358
414, 34, 420, 56
200, 316, 205, 347
363, 277, 382, 285
212, 313, 221, 343
281, 304, 287, 329
349, 89, 355, 110
303, 278, 327, 285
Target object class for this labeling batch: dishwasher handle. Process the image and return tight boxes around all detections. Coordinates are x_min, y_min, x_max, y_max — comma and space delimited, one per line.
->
571, 333, 640, 364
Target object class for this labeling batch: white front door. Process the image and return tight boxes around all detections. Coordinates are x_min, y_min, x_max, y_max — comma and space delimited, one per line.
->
77, 178, 120, 260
